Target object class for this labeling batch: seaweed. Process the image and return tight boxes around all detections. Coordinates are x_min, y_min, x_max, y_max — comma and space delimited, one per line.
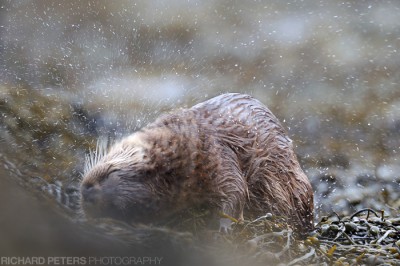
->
205, 208, 400, 265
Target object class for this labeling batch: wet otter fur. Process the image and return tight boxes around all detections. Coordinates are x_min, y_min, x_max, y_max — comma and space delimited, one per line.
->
81, 93, 314, 233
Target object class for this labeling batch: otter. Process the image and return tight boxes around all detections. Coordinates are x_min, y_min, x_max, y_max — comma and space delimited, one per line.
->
80, 93, 314, 233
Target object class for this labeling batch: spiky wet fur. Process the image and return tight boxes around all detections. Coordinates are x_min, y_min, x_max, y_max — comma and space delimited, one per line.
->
84, 138, 110, 177
81, 93, 314, 232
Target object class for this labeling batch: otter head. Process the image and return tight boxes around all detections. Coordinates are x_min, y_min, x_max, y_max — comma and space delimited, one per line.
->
80, 134, 159, 222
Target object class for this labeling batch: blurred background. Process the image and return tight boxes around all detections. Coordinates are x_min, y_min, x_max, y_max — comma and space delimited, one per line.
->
0, 0, 400, 258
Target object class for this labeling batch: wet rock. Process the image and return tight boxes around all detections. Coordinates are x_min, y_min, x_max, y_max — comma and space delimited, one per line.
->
376, 163, 400, 182
355, 173, 377, 187
312, 173, 342, 197
316, 154, 350, 169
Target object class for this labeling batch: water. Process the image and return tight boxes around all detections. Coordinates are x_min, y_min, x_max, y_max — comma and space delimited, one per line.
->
1, 0, 400, 264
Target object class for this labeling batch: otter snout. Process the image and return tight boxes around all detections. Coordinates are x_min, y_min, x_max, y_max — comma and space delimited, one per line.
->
80, 165, 156, 221
81, 184, 100, 204
80, 170, 121, 219
80, 182, 108, 218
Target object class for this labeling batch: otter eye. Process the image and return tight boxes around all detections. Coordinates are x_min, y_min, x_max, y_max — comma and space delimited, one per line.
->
108, 169, 118, 174
107, 169, 118, 177
96, 169, 118, 184
97, 174, 108, 183
104, 169, 120, 180
83, 182, 94, 190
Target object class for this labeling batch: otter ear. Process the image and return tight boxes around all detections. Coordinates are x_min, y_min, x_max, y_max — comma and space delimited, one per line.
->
140, 149, 152, 163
